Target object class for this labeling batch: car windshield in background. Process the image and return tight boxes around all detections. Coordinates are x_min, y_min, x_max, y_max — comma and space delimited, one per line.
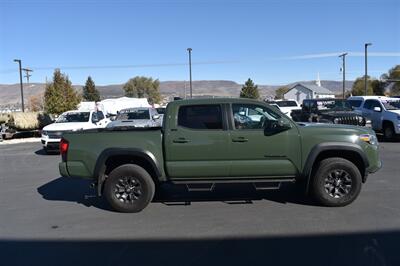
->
347, 99, 363, 108
117, 110, 150, 120
276, 101, 297, 107
56, 112, 90, 123
316, 100, 352, 111
381, 100, 400, 110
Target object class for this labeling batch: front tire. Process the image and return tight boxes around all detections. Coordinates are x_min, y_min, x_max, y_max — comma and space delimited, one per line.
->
383, 123, 395, 141
104, 164, 155, 213
311, 157, 362, 207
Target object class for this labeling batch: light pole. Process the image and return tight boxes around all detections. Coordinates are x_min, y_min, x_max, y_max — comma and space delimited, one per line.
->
339, 53, 348, 99
13, 59, 25, 112
364, 43, 372, 95
187, 48, 193, 98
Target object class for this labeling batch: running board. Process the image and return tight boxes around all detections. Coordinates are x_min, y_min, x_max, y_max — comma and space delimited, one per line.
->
172, 177, 296, 184
186, 183, 216, 192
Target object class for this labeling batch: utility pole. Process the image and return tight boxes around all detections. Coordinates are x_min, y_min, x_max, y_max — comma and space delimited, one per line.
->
187, 48, 193, 98
22, 68, 33, 85
364, 43, 372, 95
339, 53, 348, 99
13, 59, 25, 112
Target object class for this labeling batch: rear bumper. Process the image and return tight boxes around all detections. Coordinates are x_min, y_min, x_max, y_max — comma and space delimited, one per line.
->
59, 162, 69, 177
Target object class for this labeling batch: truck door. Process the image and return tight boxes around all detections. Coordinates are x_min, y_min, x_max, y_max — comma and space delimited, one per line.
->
362, 100, 382, 130
164, 104, 231, 178
228, 103, 301, 177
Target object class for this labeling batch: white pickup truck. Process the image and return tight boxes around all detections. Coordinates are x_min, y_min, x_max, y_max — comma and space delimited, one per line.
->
41, 110, 110, 152
348, 96, 400, 140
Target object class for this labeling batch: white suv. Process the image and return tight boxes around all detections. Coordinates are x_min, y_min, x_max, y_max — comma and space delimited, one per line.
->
348, 96, 400, 140
41, 110, 110, 152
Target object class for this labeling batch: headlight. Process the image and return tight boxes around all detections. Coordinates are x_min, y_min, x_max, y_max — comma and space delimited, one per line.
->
334, 118, 341, 124
359, 134, 378, 146
358, 116, 363, 123
41, 131, 48, 136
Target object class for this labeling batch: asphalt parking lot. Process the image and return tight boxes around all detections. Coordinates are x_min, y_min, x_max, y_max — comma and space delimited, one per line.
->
0, 141, 400, 266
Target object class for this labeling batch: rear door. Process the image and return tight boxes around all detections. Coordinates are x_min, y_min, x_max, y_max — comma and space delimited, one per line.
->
228, 103, 301, 177
164, 104, 231, 178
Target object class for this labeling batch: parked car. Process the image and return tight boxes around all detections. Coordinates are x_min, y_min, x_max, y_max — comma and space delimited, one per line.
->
348, 96, 400, 140
268, 100, 301, 118
106, 107, 162, 129
41, 110, 110, 152
59, 98, 381, 212
291, 98, 369, 127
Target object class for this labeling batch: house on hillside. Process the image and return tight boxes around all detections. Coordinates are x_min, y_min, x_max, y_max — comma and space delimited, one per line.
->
284, 78, 335, 103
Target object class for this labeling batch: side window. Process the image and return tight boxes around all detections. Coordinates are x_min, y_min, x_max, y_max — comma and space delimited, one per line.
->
91, 112, 98, 123
364, 100, 381, 110
348, 100, 362, 108
178, 105, 223, 130
303, 101, 310, 112
97, 111, 105, 120
370, 100, 382, 109
232, 104, 280, 130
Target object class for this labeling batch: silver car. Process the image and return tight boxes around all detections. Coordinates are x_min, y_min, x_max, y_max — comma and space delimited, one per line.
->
106, 107, 162, 128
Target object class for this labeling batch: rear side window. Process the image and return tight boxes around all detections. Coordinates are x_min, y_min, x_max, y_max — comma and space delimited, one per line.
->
348, 100, 362, 108
178, 105, 223, 130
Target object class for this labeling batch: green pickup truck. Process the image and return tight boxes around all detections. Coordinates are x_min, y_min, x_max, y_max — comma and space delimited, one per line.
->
59, 98, 381, 212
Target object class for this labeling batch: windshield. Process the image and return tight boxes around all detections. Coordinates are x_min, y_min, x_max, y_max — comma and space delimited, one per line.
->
381, 100, 400, 110
116, 109, 150, 120
276, 101, 298, 107
56, 112, 90, 123
315, 100, 352, 111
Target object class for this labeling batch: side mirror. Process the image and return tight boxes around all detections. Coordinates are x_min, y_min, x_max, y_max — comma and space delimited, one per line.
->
373, 106, 382, 112
264, 118, 292, 136
153, 114, 161, 120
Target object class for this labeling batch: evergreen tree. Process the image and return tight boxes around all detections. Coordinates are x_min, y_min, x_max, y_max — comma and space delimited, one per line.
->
44, 69, 81, 114
123, 76, 162, 104
240, 78, 260, 99
82, 76, 100, 101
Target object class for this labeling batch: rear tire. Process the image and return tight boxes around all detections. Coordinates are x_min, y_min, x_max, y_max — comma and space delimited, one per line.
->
104, 164, 155, 213
311, 157, 362, 207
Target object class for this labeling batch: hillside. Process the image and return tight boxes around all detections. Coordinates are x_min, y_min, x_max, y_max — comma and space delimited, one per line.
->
0, 80, 353, 107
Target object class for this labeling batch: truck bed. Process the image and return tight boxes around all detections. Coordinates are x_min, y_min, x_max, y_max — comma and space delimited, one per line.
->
62, 127, 164, 179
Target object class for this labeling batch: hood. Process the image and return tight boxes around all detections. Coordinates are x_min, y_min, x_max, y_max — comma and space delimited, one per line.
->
297, 122, 373, 134
43, 122, 89, 131
387, 109, 400, 115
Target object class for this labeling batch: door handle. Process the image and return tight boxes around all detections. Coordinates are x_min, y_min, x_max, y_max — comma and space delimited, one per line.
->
232, 137, 248, 143
173, 138, 190, 143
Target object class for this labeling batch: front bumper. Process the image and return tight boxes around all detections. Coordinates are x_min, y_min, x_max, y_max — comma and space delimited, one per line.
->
41, 135, 61, 150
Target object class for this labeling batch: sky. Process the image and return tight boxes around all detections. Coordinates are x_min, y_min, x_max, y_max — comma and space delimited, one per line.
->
0, 0, 399, 85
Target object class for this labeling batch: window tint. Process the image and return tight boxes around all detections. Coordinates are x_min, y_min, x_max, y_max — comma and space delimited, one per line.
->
232, 104, 280, 130
97, 111, 104, 120
276, 101, 298, 107
364, 100, 381, 110
348, 100, 362, 108
178, 105, 223, 130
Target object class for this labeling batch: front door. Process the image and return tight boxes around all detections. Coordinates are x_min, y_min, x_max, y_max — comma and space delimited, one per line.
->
228, 103, 301, 177
164, 104, 231, 179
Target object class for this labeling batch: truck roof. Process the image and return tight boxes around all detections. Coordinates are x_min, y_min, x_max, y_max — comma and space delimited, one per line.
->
168, 97, 266, 106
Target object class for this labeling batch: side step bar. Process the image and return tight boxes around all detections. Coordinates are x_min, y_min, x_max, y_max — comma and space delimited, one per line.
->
173, 177, 296, 192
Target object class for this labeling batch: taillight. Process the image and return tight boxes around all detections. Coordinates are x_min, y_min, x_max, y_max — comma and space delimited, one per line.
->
60, 138, 69, 161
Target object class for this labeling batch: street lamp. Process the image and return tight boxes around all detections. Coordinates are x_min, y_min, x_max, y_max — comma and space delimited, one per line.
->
13, 59, 25, 112
187, 48, 193, 98
365, 43, 372, 96
339, 53, 348, 99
